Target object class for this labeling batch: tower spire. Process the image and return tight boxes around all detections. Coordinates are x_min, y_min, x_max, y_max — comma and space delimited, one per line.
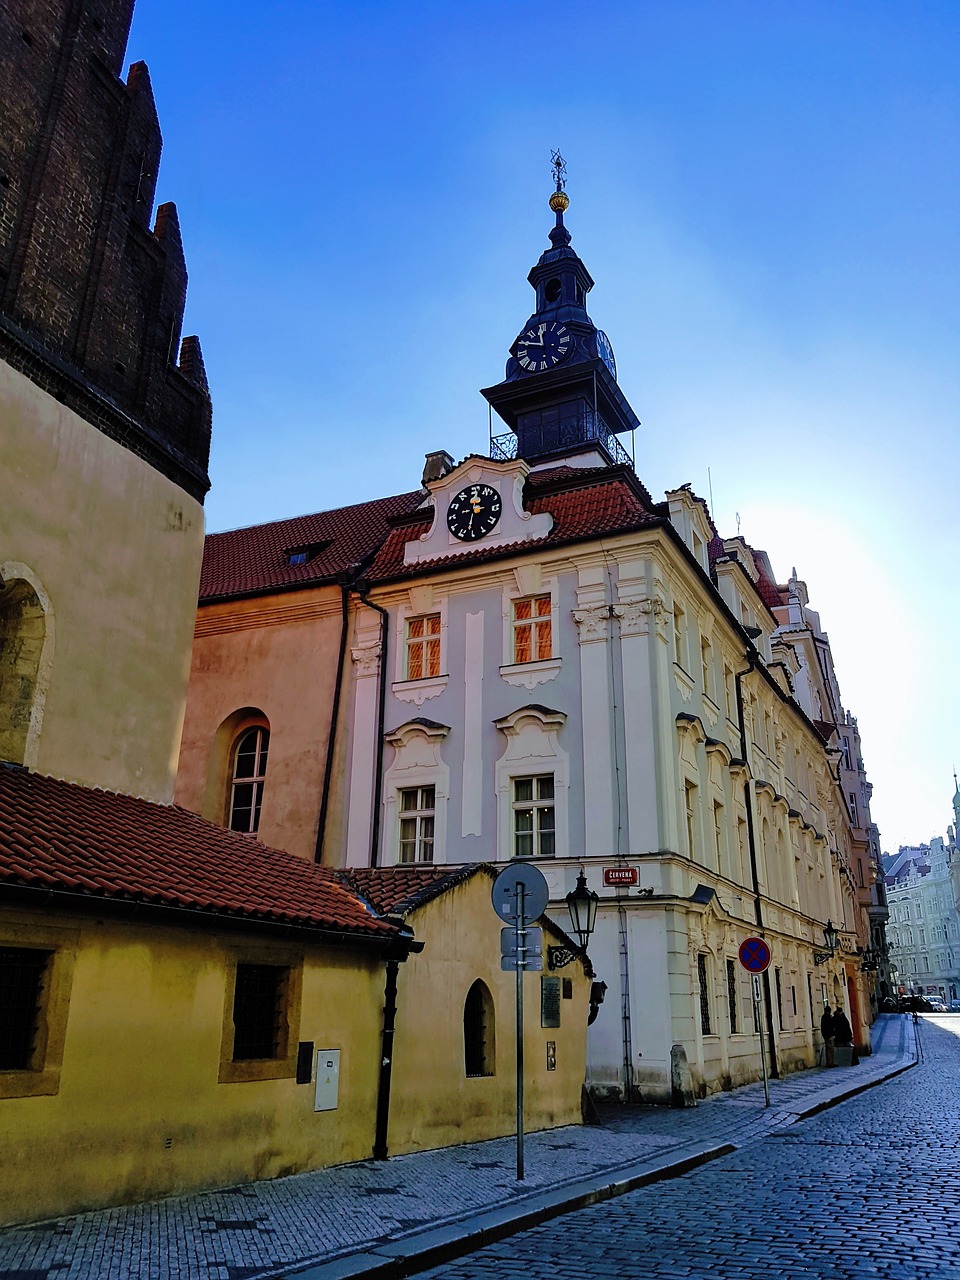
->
549, 150, 571, 249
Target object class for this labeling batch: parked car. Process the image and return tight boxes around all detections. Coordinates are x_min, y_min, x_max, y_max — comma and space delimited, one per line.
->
949, 1001, 960, 1012
926, 998, 946, 1012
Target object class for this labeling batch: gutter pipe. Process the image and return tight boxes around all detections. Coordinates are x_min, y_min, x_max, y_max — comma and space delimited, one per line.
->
314, 579, 351, 864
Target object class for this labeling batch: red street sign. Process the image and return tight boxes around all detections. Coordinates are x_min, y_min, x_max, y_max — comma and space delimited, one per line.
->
603, 867, 639, 886
738, 937, 771, 974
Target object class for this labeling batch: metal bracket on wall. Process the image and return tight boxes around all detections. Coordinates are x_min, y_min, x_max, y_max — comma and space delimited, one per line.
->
547, 945, 578, 970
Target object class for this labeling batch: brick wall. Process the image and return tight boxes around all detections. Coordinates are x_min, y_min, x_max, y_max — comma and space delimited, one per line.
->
0, 0, 211, 500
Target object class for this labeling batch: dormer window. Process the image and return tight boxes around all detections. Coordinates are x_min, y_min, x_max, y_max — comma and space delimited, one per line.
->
284, 542, 328, 567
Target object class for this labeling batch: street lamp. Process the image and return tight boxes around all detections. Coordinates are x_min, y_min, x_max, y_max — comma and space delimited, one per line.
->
813, 919, 840, 966
565, 867, 599, 952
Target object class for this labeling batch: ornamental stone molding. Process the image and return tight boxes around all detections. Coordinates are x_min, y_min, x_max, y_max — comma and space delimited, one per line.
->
392, 675, 447, 706
499, 657, 561, 690
351, 640, 382, 678
573, 603, 611, 644
614, 596, 668, 639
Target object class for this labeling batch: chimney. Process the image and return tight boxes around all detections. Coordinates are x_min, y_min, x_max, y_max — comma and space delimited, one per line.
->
421, 451, 456, 487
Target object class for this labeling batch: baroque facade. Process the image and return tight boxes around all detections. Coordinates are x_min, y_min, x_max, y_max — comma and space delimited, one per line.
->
177, 176, 878, 1102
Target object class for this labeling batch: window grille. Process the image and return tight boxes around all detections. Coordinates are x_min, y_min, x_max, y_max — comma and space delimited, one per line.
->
726, 958, 738, 1034
513, 596, 552, 664
0, 947, 51, 1070
232, 963, 287, 1061
697, 953, 711, 1035
464, 980, 495, 1076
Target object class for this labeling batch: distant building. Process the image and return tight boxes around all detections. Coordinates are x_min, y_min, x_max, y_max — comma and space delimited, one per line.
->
885, 790, 960, 1004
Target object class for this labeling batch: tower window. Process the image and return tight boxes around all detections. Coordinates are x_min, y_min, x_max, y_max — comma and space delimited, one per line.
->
544, 277, 562, 303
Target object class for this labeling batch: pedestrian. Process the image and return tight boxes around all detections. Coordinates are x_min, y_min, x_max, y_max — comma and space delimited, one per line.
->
820, 1005, 835, 1067
832, 1006, 858, 1064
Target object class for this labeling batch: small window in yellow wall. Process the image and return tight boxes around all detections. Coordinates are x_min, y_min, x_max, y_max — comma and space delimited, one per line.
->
232, 963, 289, 1061
513, 595, 552, 663
464, 979, 495, 1077
0, 946, 52, 1070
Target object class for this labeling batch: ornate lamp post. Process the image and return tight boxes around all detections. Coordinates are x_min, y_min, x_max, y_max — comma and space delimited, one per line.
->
813, 919, 840, 966
565, 867, 599, 952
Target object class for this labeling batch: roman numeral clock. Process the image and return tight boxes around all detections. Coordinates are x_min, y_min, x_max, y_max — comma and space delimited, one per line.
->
515, 321, 572, 372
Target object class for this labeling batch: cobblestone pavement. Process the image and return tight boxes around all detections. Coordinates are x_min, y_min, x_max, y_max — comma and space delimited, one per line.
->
0, 1015, 916, 1280
416, 1015, 960, 1280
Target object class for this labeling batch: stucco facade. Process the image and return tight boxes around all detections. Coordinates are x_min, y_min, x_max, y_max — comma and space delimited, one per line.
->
0, 361, 204, 800
0, 903, 389, 1225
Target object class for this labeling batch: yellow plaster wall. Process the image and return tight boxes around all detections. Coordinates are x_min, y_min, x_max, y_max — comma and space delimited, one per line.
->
0, 909, 385, 1225
0, 361, 204, 802
175, 590, 345, 860
388, 877, 590, 1153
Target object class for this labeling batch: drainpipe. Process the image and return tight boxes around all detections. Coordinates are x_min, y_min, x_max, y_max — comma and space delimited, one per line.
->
734, 641, 779, 1079
356, 583, 390, 867
314, 580, 351, 864
617, 900, 635, 1100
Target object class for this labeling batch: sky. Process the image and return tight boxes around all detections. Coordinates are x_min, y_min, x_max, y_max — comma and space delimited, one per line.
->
127, 0, 959, 853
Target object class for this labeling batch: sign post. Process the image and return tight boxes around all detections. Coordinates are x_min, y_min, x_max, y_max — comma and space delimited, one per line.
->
492, 864, 549, 1181
738, 936, 772, 1109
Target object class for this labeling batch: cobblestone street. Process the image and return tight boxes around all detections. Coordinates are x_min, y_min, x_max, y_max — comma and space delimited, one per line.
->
417, 1016, 960, 1280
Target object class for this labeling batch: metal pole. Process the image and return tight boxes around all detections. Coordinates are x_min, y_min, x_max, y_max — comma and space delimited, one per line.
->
515, 882, 525, 1180
754, 975, 770, 1107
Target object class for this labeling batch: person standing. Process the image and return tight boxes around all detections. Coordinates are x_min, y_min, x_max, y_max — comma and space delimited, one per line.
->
820, 1005, 835, 1067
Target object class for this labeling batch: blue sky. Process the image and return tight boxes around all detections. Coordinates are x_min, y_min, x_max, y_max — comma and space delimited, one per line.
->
129, 0, 959, 852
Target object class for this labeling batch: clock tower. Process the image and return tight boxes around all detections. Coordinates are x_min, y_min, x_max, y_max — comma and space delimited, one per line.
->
481, 154, 639, 465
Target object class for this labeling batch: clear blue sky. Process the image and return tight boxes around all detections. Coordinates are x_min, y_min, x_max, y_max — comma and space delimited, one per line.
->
129, 0, 959, 852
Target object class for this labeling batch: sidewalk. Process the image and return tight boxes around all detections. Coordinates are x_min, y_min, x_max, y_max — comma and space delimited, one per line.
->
1, 1015, 916, 1280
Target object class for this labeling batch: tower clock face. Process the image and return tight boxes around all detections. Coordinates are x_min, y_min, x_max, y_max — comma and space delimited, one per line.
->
596, 330, 617, 380
446, 484, 503, 542
516, 321, 572, 372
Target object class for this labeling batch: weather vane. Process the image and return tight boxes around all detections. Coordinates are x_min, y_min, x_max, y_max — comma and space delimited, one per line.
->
551, 149, 567, 193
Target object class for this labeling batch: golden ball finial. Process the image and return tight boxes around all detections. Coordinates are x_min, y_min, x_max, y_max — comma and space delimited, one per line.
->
549, 190, 570, 214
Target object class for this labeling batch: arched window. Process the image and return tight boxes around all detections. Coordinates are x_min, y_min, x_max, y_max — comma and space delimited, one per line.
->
229, 726, 269, 834
464, 979, 495, 1077
0, 572, 51, 767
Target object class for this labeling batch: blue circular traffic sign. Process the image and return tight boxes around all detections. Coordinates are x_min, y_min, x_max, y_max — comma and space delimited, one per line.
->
738, 936, 771, 973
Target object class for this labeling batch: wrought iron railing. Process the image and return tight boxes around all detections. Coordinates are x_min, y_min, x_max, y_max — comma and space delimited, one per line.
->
490, 414, 634, 468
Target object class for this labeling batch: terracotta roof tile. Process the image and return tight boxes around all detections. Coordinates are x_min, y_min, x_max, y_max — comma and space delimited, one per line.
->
365, 470, 662, 583
339, 864, 483, 917
0, 768, 398, 940
200, 490, 426, 603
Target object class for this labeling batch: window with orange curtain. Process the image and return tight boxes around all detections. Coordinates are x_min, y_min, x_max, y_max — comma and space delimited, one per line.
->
512, 595, 552, 663
405, 613, 441, 680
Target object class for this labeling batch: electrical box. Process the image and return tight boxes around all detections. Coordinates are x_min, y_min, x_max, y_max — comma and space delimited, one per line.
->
314, 1049, 340, 1112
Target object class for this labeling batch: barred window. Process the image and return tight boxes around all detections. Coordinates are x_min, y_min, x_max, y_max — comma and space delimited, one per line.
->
697, 953, 712, 1036
232, 963, 287, 1061
0, 947, 51, 1070
513, 596, 552, 664
229, 726, 269, 835
398, 786, 435, 864
405, 614, 441, 680
775, 966, 783, 1030
513, 776, 555, 858
726, 957, 738, 1035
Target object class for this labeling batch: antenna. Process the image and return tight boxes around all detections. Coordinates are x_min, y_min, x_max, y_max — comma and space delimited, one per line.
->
736, 511, 741, 535
707, 466, 715, 515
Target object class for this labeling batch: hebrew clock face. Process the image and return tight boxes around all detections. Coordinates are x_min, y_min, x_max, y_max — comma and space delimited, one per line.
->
446, 484, 502, 542
516, 321, 572, 372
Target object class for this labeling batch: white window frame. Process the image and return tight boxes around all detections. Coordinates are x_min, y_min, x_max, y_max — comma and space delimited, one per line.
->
397, 784, 436, 864
494, 706, 569, 862
510, 774, 556, 859
392, 593, 448, 707
382, 721, 450, 867
229, 724, 270, 835
500, 573, 560, 690
404, 612, 442, 682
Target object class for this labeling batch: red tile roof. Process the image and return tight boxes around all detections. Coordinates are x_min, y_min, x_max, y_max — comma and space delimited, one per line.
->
365, 468, 663, 583
0, 767, 399, 942
340, 864, 482, 917
199, 490, 426, 603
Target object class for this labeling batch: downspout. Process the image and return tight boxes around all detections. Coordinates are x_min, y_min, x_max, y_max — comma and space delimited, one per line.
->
617, 900, 635, 1100
356, 583, 390, 867
314, 580, 351, 863
734, 644, 780, 1079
